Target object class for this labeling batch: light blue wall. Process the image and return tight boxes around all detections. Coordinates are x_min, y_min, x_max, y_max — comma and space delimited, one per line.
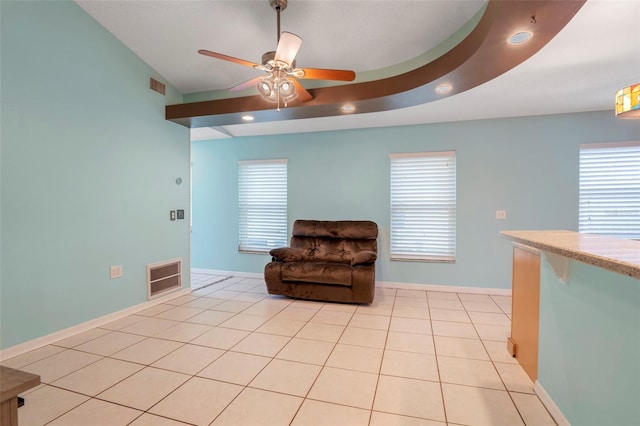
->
191, 111, 639, 289
538, 254, 640, 425
0, 1, 190, 349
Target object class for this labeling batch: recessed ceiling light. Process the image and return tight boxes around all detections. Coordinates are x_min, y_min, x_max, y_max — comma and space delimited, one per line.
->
341, 105, 355, 113
508, 31, 532, 44
435, 84, 453, 94
242, 115, 254, 121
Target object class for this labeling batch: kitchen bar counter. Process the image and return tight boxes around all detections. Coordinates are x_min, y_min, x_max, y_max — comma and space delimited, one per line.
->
500, 229, 640, 426
500, 230, 640, 279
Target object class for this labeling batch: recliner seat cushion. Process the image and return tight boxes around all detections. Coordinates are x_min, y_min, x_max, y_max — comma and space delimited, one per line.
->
281, 262, 352, 287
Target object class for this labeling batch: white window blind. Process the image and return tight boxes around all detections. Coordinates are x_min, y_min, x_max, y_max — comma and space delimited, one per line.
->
579, 142, 640, 239
238, 159, 288, 253
390, 151, 456, 262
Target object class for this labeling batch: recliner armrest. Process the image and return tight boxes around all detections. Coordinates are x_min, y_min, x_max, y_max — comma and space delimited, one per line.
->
269, 247, 303, 262
351, 250, 377, 266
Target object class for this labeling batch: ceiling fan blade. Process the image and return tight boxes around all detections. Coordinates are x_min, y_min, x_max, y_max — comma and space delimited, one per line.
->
274, 32, 302, 66
229, 76, 264, 92
292, 79, 313, 102
297, 67, 356, 82
198, 50, 259, 68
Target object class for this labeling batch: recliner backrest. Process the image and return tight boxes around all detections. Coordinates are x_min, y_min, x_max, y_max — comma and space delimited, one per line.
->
289, 220, 378, 263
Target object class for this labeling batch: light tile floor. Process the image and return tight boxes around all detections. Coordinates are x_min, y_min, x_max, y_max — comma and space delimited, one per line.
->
2, 277, 557, 426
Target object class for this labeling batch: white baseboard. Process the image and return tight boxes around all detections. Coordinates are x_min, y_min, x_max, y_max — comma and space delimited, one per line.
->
191, 269, 511, 296
534, 380, 570, 426
0, 288, 191, 361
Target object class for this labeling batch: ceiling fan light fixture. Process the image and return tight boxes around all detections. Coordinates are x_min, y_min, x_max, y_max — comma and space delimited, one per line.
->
278, 79, 295, 97
258, 78, 274, 97
258, 74, 297, 106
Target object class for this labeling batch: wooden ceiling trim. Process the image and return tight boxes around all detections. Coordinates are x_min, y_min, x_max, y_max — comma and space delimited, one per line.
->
166, 0, 585, 129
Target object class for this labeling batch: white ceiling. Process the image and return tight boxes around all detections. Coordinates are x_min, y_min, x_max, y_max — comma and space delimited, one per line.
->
76, 0, 640, 140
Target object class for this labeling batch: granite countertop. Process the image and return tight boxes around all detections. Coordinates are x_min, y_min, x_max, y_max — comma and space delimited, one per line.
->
500, 230, 640, 279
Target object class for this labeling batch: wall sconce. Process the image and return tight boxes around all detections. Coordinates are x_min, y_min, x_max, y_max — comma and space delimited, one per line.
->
615, 83, 640, 118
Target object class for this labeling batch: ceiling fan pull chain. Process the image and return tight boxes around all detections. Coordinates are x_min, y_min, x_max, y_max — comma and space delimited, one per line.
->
277, 80, 281, 111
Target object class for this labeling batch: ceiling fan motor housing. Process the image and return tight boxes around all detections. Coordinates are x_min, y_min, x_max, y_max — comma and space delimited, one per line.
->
261, 51, 296, 69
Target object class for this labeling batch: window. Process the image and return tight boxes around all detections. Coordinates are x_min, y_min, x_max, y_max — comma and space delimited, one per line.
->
579, 142, 640, 239
238, 159, 288, 253
390, 151, 456, 261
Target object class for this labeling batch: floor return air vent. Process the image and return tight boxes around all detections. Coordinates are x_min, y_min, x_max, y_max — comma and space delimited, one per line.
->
147, 258, 182, 299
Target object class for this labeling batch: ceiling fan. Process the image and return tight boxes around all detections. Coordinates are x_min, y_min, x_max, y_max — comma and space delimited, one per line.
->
198, 0, 356, 110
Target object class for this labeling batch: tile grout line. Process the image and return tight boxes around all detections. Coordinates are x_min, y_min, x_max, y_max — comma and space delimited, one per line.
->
286, 295, 360, 424
367, 287, 397, 424
428, 291, 457, 425
462, 293, 530, 425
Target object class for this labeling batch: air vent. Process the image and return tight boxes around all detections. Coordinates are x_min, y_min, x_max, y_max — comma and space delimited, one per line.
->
147, 258, 181, 299
150, 77, 166, 95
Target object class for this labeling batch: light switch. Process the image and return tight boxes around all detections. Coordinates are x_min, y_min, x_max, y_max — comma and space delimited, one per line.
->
170, 210, 176, 221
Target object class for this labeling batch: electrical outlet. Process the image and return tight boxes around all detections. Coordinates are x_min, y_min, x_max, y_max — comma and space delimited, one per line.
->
110, 265, 122, 279
496, 210, 507, 220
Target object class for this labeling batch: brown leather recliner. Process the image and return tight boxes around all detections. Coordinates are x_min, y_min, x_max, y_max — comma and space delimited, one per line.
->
264, 220, 378, 304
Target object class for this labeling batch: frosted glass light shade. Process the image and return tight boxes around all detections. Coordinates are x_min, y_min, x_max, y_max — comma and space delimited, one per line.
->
616, 83, 640, 118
